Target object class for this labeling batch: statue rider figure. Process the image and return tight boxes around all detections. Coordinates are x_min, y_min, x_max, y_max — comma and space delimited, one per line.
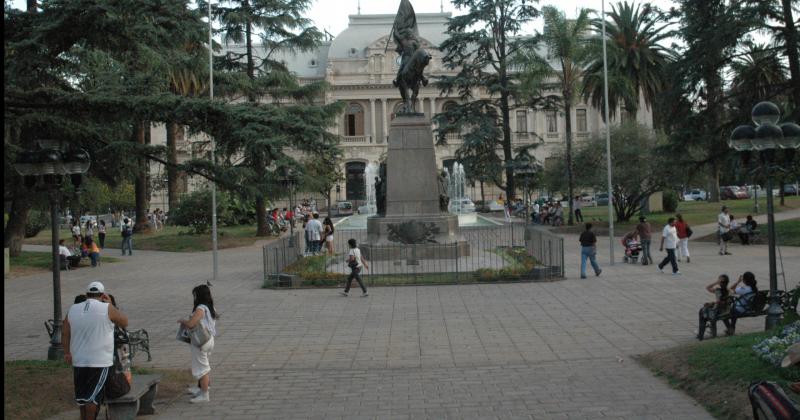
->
387, 0, 430, 113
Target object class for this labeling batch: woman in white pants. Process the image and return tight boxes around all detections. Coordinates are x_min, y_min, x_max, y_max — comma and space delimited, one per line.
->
674, 213, 691, 263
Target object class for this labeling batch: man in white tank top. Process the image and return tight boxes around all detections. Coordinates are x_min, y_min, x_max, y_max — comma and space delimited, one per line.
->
62, 281, 128, 420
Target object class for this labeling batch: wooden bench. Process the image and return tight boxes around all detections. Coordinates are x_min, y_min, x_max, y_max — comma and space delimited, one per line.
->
106, 374, 161, 420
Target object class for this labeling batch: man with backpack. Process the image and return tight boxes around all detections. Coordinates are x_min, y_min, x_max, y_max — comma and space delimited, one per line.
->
120, 218, 133, 256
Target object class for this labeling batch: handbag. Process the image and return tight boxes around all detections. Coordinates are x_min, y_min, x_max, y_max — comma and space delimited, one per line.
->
686, 226, 693, 238
722, 231, 733, 242
189, 323, 211, 347
176, 324, 190, 344
105, 371, 131, 399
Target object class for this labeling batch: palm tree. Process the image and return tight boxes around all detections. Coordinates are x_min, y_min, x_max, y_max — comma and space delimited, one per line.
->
582, 1, 674, 121
540, 6, 593, 226
730, 43, 788, 105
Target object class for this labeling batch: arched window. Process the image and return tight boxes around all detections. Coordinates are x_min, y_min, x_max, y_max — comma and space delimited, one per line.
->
345, 103, 365, 136
442, 159, 457, 173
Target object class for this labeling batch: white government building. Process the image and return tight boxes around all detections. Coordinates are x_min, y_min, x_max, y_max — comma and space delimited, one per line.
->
149, 12, 653, 211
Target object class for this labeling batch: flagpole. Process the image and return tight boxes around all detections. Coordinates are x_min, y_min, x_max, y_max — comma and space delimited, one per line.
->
601, 0, 615, 265
209, 0, 219, 284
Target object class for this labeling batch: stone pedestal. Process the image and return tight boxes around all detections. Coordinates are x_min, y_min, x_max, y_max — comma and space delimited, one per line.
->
363, 114, 469, 261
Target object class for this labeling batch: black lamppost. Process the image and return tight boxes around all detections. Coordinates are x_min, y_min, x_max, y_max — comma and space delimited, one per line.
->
729, 102, 800, 330
14, 140, 90, 360
279, 168, 298, 247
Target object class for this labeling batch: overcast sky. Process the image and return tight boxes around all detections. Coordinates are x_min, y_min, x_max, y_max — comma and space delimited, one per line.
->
309, 0, 678, 37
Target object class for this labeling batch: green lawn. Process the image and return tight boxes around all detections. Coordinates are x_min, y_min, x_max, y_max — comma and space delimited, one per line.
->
639, 315, 800, 420
693, 218, 800, 247
3, 360, 191, 420
25, 224, 271, 252
8, 251, 121, 278
579, 195, 800, 231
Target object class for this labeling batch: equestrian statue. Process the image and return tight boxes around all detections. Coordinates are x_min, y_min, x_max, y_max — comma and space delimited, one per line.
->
386, 0, 431, 114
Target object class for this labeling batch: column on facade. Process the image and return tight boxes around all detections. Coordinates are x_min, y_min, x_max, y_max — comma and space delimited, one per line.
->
418, 97, 424, 115
527, 109, 533, 134
370, 98, 377, 144
510, 107, 517, 141
381, 98, 388, 144
430, 97, 437, 128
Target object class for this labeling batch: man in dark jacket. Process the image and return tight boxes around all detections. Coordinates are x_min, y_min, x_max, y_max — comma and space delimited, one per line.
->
579, 223, 602, 279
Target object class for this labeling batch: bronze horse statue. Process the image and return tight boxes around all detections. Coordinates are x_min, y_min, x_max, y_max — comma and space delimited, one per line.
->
393, 48, 431, 114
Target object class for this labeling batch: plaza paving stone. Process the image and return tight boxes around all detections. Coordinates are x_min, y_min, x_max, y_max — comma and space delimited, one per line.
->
6, 213, 799, 419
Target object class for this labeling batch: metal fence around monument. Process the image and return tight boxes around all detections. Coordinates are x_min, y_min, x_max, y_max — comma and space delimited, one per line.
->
262, 223, 564, 288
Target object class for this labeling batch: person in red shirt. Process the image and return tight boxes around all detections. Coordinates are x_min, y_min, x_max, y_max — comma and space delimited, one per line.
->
674, 213, 691, 263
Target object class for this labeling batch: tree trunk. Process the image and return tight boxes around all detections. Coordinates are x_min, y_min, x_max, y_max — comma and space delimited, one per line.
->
782, 0, 800, 121
133, 122, 150, 233
4, 196, 32, 257
166, 121, 182, 212
256, 196, 268, 236
708, 162, 721, 203
564, 97, 574, 226
480, 180, 485, 210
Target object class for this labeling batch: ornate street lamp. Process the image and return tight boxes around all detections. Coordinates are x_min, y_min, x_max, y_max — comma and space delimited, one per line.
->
729, 101, 800, 330
13, 140, 91, 360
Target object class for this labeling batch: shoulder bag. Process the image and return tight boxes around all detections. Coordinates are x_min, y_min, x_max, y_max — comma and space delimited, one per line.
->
686, 225, 693, 238
189, 322, 212, 347
105, 327, 131, 399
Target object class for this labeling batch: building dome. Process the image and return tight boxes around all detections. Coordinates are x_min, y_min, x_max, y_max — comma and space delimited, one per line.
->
328, 13, 451, 60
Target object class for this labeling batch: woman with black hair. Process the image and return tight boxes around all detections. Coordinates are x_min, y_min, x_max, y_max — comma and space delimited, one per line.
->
726, 272, 758, 336
340, 238, 369, 297
178, 285, 217, 403
697, 275, 730, 340
323, 217, 335, 256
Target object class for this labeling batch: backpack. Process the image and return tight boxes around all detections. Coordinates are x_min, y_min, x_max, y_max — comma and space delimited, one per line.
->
748, 381, 800, 420
121, 226, 132, 238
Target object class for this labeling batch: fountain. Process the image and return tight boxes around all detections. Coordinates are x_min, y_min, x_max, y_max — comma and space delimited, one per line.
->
447, 162, 478, 225
361, 162, 379, 215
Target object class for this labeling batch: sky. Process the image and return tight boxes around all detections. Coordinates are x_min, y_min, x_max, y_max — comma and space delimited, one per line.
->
308, 0, 678, 38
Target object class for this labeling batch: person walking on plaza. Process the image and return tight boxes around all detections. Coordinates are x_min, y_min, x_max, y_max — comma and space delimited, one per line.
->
658, 217, 681, 275
573, 196, 584, 223
85, 220, 95, 240
674, 213, 691, 263
636, 216, 653, 265
178, 285, 217, 403
97, 220, 106, 249
72, 220, 82, 247
62, 281, 128, 420
718, 206, 733, 255
341, 238, 369, 297
532, 201, 540, 224
120, 218, 133, 256
578, 223, 602, 279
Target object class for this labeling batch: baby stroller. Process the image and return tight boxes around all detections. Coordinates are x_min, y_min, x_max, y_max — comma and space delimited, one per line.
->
622, 238, 642, 263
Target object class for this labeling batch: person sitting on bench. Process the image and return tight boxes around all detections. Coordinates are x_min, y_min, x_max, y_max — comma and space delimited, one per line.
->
739, 215, 758, 245
59, 239, 82, 269
697, 274, 730, 340
726, 271, 758, 336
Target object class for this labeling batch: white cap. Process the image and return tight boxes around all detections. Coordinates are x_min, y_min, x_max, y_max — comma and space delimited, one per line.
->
87, 281, 105, 294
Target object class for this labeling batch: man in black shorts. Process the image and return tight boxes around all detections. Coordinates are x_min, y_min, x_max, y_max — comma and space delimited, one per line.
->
62, 281, 128, 419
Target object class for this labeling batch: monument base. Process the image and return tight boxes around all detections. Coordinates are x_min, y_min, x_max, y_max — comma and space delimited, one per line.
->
362, 214, 470, 261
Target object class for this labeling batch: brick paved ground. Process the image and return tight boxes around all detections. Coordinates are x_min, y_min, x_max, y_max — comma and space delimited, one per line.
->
6, 214, 799, 419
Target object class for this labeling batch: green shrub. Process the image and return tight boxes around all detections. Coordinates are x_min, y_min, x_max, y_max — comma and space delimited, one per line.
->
25, 210, 50, 238
170, 190, 230, 234
662, 189, 679, 212
220, 193, 256, 226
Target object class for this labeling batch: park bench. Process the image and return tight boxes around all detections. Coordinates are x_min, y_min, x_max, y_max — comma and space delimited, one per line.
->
105, 374, 161, 420
702, 290, 797, 338
44, 324, 152, 363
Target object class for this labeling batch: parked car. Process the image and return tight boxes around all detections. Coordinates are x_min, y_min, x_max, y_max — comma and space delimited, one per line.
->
782, 184, 799, 196
596, 193, 609, 206
580, 193, 596, 206
79, 215, 98, 225
720, 186, 737, 200
487, 200, 505, 212
684, 189, 707, 201
333, 201, 354, 217
449, 198, 476, 213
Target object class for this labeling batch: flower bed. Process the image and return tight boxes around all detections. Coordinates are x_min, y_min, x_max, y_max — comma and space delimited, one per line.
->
753, 321, 800, 367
